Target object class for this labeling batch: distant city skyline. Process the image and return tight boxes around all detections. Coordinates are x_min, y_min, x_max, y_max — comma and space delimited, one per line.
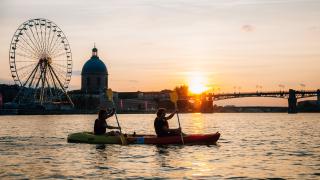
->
1, 0, 319, 106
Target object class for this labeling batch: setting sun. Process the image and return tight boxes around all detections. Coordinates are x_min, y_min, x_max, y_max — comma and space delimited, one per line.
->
187, 72, 209, 94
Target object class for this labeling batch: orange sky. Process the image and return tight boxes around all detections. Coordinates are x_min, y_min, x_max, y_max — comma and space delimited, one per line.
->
0, 0, 319, 106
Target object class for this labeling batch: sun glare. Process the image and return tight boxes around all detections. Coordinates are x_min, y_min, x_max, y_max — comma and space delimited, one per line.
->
188, 72, 208, 94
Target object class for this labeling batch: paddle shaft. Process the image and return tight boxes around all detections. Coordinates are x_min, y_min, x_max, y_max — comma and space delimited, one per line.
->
111, 101, 122, 134
111, 102, 127, 145
114, 109, 122, 134
176, 111, 181, 129
175, 105, 184, 145
107, 89, 127, 145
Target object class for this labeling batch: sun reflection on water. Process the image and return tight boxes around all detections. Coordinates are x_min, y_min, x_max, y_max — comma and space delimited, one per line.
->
189, 113, 205, 134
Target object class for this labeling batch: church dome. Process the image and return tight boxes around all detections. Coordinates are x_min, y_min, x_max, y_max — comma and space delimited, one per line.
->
81, 46, 108, 75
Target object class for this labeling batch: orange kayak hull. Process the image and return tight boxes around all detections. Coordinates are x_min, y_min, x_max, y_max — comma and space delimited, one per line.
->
127, 132, 220, 145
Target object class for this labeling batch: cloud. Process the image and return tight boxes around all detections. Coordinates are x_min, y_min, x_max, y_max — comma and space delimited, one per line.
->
309, 26, 320, 32
72, 70, 82, 76
241, 24, 255, 32
113, 79, 139, 83
217, 0, 314, 6
0, 78, 14, 85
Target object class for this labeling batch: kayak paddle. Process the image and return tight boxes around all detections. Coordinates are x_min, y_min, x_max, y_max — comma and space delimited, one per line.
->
107, 88, 127, 145
170, 91, 184, 145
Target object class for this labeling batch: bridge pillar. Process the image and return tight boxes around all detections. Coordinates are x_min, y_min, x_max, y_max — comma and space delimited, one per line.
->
288, 89, 297, 114
201, 95, 213, 113
317, 89, 320, 107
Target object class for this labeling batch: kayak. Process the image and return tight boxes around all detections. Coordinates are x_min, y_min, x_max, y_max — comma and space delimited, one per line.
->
67, 132, 220, 145
67, 132, 122, 144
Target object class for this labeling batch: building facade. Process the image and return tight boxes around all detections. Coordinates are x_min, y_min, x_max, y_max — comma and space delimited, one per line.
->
81, 46, 108, 93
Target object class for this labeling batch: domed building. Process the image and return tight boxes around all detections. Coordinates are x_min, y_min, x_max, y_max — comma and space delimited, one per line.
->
81, 46, 108, 93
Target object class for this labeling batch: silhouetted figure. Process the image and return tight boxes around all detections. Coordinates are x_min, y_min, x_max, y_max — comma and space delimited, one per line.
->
94, 108, 120, 135
154, 108, 181, 137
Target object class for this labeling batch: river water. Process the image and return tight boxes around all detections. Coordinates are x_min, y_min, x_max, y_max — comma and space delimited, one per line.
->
0, 113, 319, 179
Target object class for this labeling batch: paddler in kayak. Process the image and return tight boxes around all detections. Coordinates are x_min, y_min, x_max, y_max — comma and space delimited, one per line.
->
154, 108, 182, 137
94, 108, 121, 135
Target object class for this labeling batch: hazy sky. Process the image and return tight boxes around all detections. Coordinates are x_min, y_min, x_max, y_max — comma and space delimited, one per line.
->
1, 0, 319, 98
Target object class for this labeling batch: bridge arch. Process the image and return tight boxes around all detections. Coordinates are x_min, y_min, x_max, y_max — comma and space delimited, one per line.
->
205, 89, 320, 113
212, 95, 287, 101
211, 96, 288, 107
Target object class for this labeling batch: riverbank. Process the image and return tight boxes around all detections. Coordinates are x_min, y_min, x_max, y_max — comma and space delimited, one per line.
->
1, 106, 319, 115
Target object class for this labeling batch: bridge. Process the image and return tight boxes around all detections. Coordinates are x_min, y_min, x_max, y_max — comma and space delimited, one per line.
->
204, 89, 320, 113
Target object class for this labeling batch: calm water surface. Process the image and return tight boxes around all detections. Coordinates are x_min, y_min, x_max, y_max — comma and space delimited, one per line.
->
0, 113, 319, 179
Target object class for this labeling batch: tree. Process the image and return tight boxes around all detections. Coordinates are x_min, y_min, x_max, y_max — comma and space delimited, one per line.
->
174, 85, 189, 98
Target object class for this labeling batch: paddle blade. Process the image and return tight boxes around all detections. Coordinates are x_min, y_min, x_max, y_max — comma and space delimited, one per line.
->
170, 91, 178, 109
169, 91, 178, 103
119, 134, 128, 145
107, 88, 113, 101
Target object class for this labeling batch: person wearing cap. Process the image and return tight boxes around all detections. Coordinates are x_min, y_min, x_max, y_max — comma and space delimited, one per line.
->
154, 108, 181, 137
94, 108, 120, 135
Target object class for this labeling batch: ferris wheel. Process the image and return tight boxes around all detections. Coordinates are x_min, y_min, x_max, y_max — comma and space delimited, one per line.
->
9, 18, 74, 106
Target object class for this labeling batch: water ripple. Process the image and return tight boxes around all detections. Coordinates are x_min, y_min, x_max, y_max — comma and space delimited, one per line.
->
0, 114, 319, 179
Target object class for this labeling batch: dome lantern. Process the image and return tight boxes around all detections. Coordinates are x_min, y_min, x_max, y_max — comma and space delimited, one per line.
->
92, 43, 98, 57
